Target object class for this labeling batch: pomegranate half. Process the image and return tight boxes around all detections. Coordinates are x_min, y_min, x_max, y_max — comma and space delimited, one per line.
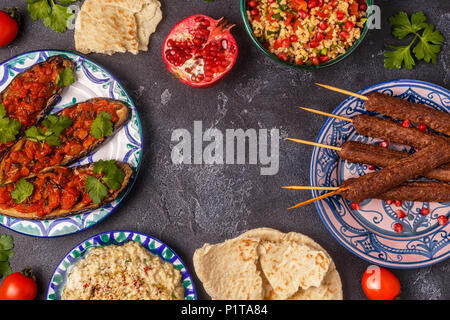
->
162, 14, 238, 88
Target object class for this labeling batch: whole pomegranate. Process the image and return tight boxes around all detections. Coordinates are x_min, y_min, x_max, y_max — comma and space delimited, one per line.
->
162, 14, 238, 88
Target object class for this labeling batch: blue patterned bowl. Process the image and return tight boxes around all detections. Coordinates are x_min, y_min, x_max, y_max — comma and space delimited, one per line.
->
46, 230, 197, 300
310, 79, 450, 268
0, 50, 143, 238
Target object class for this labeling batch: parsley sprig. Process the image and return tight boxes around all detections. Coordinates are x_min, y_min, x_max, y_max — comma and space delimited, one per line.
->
26, 0, 76, 33
384, 11, 444, 70
0, 234, 14, 278
0, 104, 21, 144
10, 178, 34, 204
25, 114, 72, 146
85, 161, 125, 204
90, 111, 113, 139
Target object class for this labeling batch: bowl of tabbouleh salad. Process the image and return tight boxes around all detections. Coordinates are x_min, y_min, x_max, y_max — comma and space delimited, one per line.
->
241, 0, 372, 69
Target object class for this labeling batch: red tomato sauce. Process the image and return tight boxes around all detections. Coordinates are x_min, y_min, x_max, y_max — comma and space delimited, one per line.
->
0, 166, 105, 217
2, 99, 120, 183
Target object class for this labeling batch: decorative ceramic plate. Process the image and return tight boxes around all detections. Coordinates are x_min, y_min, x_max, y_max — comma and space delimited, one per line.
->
310, 79, 450, 268
0, 50, 143, 237
46, 230, 197, 300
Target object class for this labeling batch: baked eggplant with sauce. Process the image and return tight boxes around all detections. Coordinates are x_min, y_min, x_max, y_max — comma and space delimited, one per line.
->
0, 55, 75, 158
0, 98, 130, 185
0, 161, 133, 220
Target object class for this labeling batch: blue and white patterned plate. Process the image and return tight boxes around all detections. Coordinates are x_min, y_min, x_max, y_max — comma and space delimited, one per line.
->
310, 79, 450, 268
0, 50, 143, 237
46, 230, 197, 300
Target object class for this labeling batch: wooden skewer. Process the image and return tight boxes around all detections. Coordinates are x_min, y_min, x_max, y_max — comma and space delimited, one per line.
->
282, 186, 340, 191
315, 83, 369, 101
287, 186, 349, 210
285, 138, 342, 151
299, 107, 353, 123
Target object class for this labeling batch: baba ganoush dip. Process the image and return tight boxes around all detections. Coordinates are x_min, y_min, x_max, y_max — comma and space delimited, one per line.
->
62, 241, 185, 300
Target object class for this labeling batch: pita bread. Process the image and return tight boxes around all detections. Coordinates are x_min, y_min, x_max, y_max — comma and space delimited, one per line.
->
258, 240, 330, 300
193, 237, 264, 300
194, 227, 343, 300
74, 0, 162, 55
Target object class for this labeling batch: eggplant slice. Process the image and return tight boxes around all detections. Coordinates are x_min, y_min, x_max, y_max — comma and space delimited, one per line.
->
0, 98, 131, 185
0, 55, 75, 159
0, 161, 133, 220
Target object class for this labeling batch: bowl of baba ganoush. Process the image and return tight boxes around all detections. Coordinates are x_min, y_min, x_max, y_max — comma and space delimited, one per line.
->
46, 230, 197, 300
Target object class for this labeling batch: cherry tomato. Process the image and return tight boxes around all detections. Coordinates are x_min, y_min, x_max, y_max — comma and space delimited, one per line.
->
362, 265, 401, 300
0, 268, 38, 300
0, 9, 19, 47
311, 56, 319, 65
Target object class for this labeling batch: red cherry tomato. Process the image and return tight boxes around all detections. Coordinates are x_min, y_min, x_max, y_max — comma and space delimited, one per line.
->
362, 265, 401, 300
0, 9, 19, 47
0, 268, 38, 300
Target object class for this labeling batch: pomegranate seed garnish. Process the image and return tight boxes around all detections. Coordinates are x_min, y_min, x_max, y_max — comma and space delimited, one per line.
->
350, 202, 360, 210
396, 210, 406, 219
417, 124, 427, 132
420, 208, 430, 216
437, 215, 448, 226
394, 200, 402, 207
401, 119, 411, 128
386, 200, 394, 205
393, 223, 403, 233
368, 165, 376, 170
380, 140, 389, 148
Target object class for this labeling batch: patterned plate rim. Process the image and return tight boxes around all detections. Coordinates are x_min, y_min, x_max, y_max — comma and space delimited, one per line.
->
0, 50, 144, 238
310, 79, 450, 269
46, 230, 198, 300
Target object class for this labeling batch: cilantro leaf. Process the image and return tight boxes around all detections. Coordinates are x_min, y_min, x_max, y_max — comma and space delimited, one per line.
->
0, 104, 21, 144
85, 176, 108, 204
389, 11, 427, 39
0, 262, 12, 278
27, 0, 52, 21
0, 250, 14, 262
55, 67, 76, 88
90, 111, 113, 139
27, 0, 74, 33
0, 234, 14, 251
10, 178, 34, 204
384, 44, 416, 70
413, 23, 445, 64
26, 114, 72, 146
94, 160, 125, 190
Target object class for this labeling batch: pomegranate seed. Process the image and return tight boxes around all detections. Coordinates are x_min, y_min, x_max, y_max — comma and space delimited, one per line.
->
350, 202, 360, 210
368, 165, 376, 170
311, 56, 319, 65
393, 223, 403, 233
417, 124, 427, 132
337, 10, 345, 21
394, 200, 402, 207
360, 3, 368, 11
340, 31, 349, 40
289, 35, 298, 42
380, 140, 389, 148
316, 32, 324, 41
319, 55, 328, 63
396, 210, 406, 219
386, 200, 394, 205
345, 21, 354, 32
308, 0, 318, 8
298, 10, 308, 19
401, 119, 411, 128
309, 40, 320, 48
438, 215, 448, 226
420, 208, 430, 216
248, 0, 257, 8
319, 21, 327, 30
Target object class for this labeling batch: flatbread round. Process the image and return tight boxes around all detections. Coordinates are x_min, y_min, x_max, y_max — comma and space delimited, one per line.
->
194, 227, 342, 300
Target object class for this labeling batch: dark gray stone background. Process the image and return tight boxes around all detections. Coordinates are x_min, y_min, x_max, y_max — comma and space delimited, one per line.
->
0, 0, 449, 300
